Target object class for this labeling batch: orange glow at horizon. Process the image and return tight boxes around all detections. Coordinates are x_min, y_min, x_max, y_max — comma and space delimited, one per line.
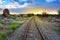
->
25, 8, 58, 14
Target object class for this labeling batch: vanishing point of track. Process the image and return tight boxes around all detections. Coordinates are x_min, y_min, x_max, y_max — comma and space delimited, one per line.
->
23, 17, 46, 40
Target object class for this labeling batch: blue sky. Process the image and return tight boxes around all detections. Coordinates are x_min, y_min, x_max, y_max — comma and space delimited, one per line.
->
0, 0, 60, 8
0, 0, 60, 14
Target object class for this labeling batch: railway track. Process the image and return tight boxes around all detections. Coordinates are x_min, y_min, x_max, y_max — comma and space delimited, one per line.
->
23, 17, 46, 40
5, 16, 47, 40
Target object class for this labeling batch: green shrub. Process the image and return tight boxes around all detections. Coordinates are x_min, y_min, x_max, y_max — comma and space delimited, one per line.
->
0, 32, 7, 40
0, 24, 3, 29
9, 23, 19, 30
7, 30, 13, 35
0, 27, 3, 30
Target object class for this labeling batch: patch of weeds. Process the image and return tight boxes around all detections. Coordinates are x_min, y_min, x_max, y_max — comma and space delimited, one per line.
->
48, 19, 52, 22
7, 23, 23, 35
0, 32, 7, 40
0, 23, 21, 40
45, 26, 48, 30
0, 27, 3, 30
0, 24, 3, 30
54, 26, 60, 34
0, 23, 20, 40
0, 18, 26, 40
44, 24, 48, 30
9, 23, 20, 30
0, 20, 3, 24
7, 29, 13, 35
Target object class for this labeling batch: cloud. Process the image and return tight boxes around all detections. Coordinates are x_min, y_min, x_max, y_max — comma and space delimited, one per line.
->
0, 2, 29, 9
0, 0, 30, 9
0, 0, 5, 4
5, 3, 28, 8
46, 0, 57, 2
14, 0, 32, 4
0, 0, 2, 4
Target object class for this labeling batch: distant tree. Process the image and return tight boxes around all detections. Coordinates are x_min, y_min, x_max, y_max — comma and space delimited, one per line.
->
27, 13, 34, 17
2, 9, 10, 18
36, 14, 41, 17
58, 10, 60, 15
42, 12, 49, 17
57, 10, 60, 18
20, 14, 23, 17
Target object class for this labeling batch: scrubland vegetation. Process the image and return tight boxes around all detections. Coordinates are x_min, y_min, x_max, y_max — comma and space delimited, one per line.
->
0, 14, 31, 40
0, 10, 60, 40
36, 11, 60, 34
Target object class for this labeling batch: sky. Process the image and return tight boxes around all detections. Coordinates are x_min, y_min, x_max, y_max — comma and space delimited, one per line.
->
0, 0, 60, 14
